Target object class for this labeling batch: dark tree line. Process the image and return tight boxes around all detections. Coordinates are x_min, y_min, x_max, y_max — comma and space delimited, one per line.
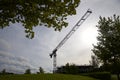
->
56, 63, 79, 74
56, 63, 98, 74
0, 67, 44, 75
24, 67, 45, 74
0, 69, 14, 75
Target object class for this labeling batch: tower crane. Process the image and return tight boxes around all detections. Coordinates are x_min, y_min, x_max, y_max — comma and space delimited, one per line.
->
50, 9, 92, 73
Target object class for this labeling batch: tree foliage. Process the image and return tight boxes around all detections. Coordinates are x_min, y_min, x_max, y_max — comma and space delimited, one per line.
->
65, 63, 79, 74
89, 55, 99, 68
1, 69, 6, 74
92, 15, 120, 80
39, 67, 44, 73
0, 0, 80, 39
24, 69, 31, 74
56, 63, 79, 74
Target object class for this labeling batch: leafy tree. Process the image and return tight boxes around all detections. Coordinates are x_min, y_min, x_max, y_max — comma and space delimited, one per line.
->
64, 63, 70, 73
57, 63, 79, 74
24, 69, 31, 74
92, 15, 120, 80
0, 0, 80, 39
69, 64, 79, 74
1, 69, 6, 74
39, 67, 44, 74
37, 67, 44, 74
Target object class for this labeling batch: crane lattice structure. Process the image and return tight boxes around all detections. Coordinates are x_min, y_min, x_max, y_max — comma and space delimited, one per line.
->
50, 9, 92, 73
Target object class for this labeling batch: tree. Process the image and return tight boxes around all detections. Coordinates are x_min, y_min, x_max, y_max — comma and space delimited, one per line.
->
69, 64, 79, 74
56, 63, 79, 74
89, 55, 99, 68
24, 69, 31, 74
1, 69, 6, 75
64, 63, 70, 74
0, 0, 80, 39
92, 15, 120, 80
36, 67, 44, 74
39, 67, 44, 74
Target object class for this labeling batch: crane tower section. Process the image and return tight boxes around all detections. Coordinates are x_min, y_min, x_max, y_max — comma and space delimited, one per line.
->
50, 9, 92, 73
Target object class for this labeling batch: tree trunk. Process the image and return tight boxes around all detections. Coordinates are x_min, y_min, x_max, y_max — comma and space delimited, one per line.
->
117, 73, 120, 80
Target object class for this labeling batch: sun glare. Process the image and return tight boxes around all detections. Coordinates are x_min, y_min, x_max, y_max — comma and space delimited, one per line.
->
81, 27, 98, 46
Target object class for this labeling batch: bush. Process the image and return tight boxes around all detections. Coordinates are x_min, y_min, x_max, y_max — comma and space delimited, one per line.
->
81, 72, 111, 80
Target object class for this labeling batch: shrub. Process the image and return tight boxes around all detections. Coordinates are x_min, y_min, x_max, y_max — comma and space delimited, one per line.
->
81, 72, 111, 80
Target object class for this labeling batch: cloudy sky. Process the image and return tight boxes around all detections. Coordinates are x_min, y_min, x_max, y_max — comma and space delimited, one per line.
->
0, 0, 120, 73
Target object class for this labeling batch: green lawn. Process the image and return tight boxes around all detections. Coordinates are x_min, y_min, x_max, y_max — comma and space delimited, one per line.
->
111, 75, 117, 80
0, 74, 99, 80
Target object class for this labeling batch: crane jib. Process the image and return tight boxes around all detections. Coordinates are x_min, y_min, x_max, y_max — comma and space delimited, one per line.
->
50, 9, 92, 73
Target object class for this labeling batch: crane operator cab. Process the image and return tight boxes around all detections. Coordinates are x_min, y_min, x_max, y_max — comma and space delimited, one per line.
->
50, 49, 57, 58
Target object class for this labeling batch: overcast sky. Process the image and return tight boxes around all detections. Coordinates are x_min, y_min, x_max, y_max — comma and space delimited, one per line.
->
0, 0, 120, 73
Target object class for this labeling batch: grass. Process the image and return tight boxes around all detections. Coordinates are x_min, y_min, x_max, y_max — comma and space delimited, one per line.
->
111, 75, 117, 80
0, 74, 99, 80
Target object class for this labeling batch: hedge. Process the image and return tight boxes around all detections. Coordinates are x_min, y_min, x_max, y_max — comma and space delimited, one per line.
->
81, 72, 111, 80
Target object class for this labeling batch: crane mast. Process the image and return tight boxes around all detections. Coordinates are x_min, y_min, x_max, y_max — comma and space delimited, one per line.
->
50, 9, 92, 73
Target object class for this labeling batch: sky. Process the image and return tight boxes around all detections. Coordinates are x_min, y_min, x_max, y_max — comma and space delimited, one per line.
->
0, 0, 120, 73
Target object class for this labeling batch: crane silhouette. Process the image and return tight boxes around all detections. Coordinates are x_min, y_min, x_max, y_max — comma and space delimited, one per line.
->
50, 9, 92, 73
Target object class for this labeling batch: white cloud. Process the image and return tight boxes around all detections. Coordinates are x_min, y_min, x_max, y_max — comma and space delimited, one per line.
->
0, 39, 12, 51
0, 51, 35, 73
